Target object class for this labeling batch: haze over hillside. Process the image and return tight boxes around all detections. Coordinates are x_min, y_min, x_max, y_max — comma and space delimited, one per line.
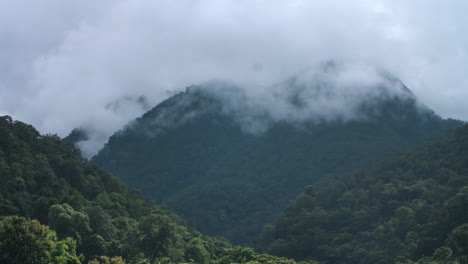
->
2, 1, 468, 263
2, 1, 468, 155
90, 65, 463, 245
73, 61, 433, 154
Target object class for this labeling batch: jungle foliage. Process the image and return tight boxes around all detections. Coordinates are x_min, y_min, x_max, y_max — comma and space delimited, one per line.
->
0, 115, 316, 264
91, 86, 462, 245
257, 124, 468, 264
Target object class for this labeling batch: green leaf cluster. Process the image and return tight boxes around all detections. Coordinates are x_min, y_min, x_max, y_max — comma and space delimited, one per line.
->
0, 215, 81, 264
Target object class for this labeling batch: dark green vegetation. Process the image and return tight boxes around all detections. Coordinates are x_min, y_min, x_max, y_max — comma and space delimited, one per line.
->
0, 215, 81, 264
63, 128, 89, 146
0, 115, 316, 264
92, 82, 462, 245
257, 124, 468, 264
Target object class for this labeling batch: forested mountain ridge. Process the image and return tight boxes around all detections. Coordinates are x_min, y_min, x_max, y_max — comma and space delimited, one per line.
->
256, 124, 468, 264
91, 73, 463, 245
0, 115, 316, 264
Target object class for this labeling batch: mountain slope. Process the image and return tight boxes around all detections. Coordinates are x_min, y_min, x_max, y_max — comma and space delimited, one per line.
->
0, 115, 316, 264
256, 124, 468, 264
91, 69, 463, 245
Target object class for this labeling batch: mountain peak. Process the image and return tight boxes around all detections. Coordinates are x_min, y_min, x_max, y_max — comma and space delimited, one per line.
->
91, 72, 463, 244
139, 65, 433, 135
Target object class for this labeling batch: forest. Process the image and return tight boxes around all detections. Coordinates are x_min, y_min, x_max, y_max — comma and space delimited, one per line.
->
91, 86, 462, 245
2, 2, 468, 264
2, 84, 468, 264
256, 123, 468, 264
2, 94, 468, 264
0, 115, 316, 264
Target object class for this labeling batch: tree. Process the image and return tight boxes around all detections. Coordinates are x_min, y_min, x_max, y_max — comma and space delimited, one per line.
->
87, 256, 126, 264
185, 237, 210, 264
48, 203, 92, 244
0, 216, 81, 264
447, 224, 468, 257
138, 214, 185, 262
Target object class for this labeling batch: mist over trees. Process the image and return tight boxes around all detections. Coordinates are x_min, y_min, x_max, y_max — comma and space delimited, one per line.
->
91, 77, 463, 245
2, 1, 468, 263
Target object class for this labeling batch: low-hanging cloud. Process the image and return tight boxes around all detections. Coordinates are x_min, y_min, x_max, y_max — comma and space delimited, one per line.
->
1, 0, 468, 155
195, 62, 415, 134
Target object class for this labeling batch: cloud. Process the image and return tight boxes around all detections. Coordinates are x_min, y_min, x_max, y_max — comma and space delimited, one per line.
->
1, 0, 467, 155
197, 61, 416, 134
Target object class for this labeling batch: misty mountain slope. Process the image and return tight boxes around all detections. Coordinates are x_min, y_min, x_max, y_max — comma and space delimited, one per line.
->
256, 124, 468, 264
63, 127, 89, 146
91, 67, 463, 245
0, 116, 318, 264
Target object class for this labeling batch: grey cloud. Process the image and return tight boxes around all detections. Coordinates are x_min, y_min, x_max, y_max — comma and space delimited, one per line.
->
200, 62, 416, 134
1, 0, 467, 155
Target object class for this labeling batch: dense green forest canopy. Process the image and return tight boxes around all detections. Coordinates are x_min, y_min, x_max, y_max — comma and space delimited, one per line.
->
0, 115, 316, 264
256, 124, 468, 264
0, 215, 81, 264
91, 82, 462, 245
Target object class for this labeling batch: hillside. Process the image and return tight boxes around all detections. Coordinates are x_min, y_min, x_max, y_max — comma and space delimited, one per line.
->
256, 124, 468, 264
0, 115, 316, 264
91, 69, 463, 245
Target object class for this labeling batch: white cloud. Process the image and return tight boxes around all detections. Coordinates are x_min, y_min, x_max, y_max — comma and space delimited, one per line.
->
1, 0, 467, 155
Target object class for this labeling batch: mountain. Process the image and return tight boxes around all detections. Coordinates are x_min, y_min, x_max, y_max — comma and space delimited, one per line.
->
0, 115, 316, 264
63, 127, 90, 146
91, 65, 463, 245
62, 95, 154, 158
256, 124, 468, 264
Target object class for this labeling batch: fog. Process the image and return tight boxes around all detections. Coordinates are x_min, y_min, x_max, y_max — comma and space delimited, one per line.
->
1, 0, 467, 155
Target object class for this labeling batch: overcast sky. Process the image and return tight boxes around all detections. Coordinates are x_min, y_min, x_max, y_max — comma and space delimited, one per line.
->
1, 0, 467, 154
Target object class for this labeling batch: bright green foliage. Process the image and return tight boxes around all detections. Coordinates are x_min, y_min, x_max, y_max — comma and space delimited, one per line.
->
0, 115, 315, 264
185, 238, 211, 264
88, 256, 126, 264
0, 216, 81, 264
257, 125, 468, 264
91, 86, 462, 245
218, 246, 318, 264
